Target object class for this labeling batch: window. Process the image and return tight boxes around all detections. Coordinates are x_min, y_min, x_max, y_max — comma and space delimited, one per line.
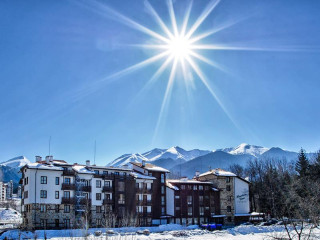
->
115, 172, 119, 176
227, 206, 231, 212
40, 190, 47, 198
161, 174, 165, 183
149, 172, 152, 176
161, 186, 165, 194
40, 219, 47, 228
55, 177, 59, 185
200, 207, 204, 216
188, 185, 192, 190
94, 170, 99, 175
199, 196, 203, 203
226, 185, 231, 191
226, 177, 231, 183
64, 178, 71, 184
187, 196, 192, 205
24, 191, 28, 199
205, 186, 209, 190
64, 205, 70, 213
118, 182, 124, 191
55, 205, 59, 213
105, 193, 111, 200
104, 181, 110, 187
40, 204, 46, 212
63, 191, 70, 198
40, 176, 47, 184
188, 207, 192, 216
175, 195, 180, 199
181, 185, 185, 190
97, 219, 102, 227
161, 196, 165, 205
96, 193, 101, 200
193, 185, 198, 190
64, 219, 70, 228
199, 185, 203, 190
175, 206, 180, 211
118, 194, 125, 204
228, 196, 232, 201
96, 206, 101, 213
161, 207, 165, 215
55, 191, 59, 199
55, 219, 59, 228
96, 180, 101, 188
103, 171, 108, 175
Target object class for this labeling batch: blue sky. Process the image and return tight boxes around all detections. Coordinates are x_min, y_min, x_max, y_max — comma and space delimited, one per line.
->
1, 0, 320, 164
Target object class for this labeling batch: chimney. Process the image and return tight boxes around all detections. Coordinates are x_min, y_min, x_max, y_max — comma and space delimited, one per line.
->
35, 156, 42, 162
86, 160, 90, 166
48, 156, 53, 162
142, 160, 146, 167
195, 171, 200, 177
45, 156, 50, 164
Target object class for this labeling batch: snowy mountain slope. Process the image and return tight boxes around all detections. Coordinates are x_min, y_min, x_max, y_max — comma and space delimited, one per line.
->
216, 143, 269, 158
107, 153, 148, 167
107, 146, 211, 167
0, 156, 30, 168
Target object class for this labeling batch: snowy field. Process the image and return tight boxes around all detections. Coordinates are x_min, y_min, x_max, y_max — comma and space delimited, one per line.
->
1, 224, 320, 240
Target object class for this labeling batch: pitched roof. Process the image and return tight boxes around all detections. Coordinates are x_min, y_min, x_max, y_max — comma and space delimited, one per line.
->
130, 162, 170, 173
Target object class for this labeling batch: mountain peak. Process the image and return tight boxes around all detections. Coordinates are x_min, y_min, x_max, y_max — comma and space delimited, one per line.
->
0, 156, 31, 168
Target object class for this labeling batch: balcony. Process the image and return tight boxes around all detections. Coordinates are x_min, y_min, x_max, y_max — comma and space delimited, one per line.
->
138, 212, 152, 217
62, 170, 75, 176
135, 188, 152, 194
102, 186, 113, 192
79, 198, 92, 205
137, 200, 152, 206
62, 183, 76, 190
103, 174, 114, 180
93, 173, 104, 178
103, 198, 113, 205
80, 186, 91, 192
61, 197, 75, 204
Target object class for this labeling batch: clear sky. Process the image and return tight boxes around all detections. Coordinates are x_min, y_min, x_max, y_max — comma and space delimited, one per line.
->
1, 0, 320, 165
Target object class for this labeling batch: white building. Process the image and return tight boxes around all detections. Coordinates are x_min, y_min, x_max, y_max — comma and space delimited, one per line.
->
0, 182, 6, 202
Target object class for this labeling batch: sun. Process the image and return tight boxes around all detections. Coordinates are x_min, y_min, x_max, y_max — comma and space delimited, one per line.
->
167, 35, 192, 61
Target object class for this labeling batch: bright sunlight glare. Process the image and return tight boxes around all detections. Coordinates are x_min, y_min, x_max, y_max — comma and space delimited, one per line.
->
167, 35, 192, 60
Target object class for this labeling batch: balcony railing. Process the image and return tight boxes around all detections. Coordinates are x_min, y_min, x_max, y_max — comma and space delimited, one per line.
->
135, 188, 152, 194
138, 212, 152, 217
80, 185, 91, 192
103, 198, 113, 205
62, 170, 75, 176
102, 186, 113, 192
62, 183, 76, 190
79, 198, 92, 205
137, 200, 152, 205
61, 197, 75, 204
103, 174, 114, 180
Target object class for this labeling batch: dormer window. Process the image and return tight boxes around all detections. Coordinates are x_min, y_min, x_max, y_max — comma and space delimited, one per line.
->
94, 170, 99, 175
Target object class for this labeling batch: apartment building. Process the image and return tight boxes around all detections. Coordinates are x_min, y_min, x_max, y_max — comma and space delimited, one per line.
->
21, 156, 158, 229
166, 178, 221, 225
131, 161, 170, 225
195, 168, 251, 225
21, 156, 254, 229
0, 181, 6, 201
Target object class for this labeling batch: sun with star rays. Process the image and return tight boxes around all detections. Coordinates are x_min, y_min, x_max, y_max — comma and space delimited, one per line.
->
77, 0, 274, 139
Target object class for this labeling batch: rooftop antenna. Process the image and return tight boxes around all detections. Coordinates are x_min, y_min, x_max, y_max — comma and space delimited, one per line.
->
49, 136, 51, 156
93, 140, 96, 165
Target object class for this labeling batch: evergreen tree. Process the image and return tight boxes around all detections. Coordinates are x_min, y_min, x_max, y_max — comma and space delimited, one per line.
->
295, 148, 309, 177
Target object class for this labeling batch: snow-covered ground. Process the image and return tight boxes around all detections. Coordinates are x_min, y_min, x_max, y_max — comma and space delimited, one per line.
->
1, 224, 320, 240
0, 208, 21, 224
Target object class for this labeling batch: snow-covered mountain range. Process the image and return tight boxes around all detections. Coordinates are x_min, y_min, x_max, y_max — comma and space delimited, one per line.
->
107, 146, 210, 167
107, 143, 300, 170
0, 156, 31, 169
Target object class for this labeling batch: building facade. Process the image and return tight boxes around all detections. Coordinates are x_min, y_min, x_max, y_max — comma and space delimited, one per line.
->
196, 168, 251, 225
21, 156, 158, 229
0, 181, 6, 202
166, 179, 221, 225
20, 156, 254, 229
